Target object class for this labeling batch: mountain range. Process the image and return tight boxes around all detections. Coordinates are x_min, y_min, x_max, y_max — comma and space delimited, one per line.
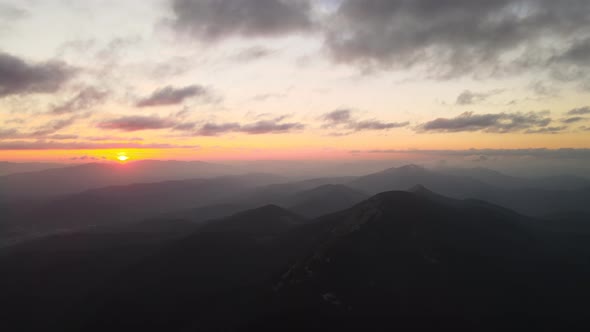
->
1, 186, 588, 331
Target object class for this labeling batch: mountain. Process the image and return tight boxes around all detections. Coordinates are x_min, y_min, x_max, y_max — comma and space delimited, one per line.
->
349, 164, 590, 217
0, 173, 284, 241
349, 164, 492, 197
257, 189, 590, 330
163, 203, 248, 224
0, 160, 241, 200
2, 188, 588, 331
288, 184, 369, 218
0, 161, 64, 176
198, 204, 307, 235
438, 166, 590, 190
230, 176, 357, 208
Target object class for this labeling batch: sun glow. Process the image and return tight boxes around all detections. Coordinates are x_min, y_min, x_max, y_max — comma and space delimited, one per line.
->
117, 153, 129, 162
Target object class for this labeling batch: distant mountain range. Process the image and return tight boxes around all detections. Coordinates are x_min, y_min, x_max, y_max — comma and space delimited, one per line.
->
0, 160, 240, 200
1, 187, 588, 331
1, 163, 589, 245
0, 161, 65, 176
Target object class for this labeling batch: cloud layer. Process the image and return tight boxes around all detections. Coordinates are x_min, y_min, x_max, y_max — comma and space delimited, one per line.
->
324, 0, 590, 79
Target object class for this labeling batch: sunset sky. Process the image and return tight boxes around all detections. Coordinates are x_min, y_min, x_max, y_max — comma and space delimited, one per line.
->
1, 0, 590, 163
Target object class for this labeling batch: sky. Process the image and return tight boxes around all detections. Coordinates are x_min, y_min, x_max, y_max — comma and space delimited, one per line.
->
1, 0, 590, 165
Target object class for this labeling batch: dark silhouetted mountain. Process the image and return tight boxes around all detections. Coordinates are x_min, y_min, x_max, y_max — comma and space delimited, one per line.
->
2, 188, 589, 331
0, 161, 64, 176
288, 184, 369, 218
0, 160, 243, 200
230, 176, 357, 208
198, 204, 307, 235
256, 189, 590, 330
163, 203, 248, 223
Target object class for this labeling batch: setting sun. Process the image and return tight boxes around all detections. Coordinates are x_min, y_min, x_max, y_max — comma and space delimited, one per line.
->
117, 155, 129, 162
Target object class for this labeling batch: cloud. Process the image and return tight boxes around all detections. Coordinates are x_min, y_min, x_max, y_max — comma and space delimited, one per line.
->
324, 0, 590, 79
170, 0, 314, 41
0, 141, 198, 150
562, 117, 585, 124
529, 81, 560, 97
349, 120, 409, 131
98, 116, 177, 131
196, 123, 241, 136
568, 106, 590, 115
195, 118, 304, 136
0, 116, 85, 140
554, 37, 590, 66
232, 46, 277, 62
241, 120, 305, 134
84, 136, 144, 141
456, 89, 502, 105
323, 109, 352, 124
525, 126, 568, 134
321, 109, 408, 134
70, 155, 103, 161
32, 116, 82, 136
136, 85, 211, 107
419, 111, 552, 133
0, 52, 75, 97
0, 3, 28, 21
349, 148, 590, 160
49, 87, 108, 115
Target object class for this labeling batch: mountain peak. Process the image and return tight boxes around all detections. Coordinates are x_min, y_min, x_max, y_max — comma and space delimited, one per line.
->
376, 164, 426, 175
408, 184, 434, 195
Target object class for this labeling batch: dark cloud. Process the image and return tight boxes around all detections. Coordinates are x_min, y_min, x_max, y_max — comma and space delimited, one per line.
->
554, 37, 590, 66
70, 155, 102, 161
84, 136, 144, 141
525, 126, 568, 134
98, 116, 176, 131
0, 141, 198, 150
562, 117, 585, 124
232, 46, 277, 62
241, 120, 304, 134
323, 109, 352, 124
456, 89, 502, 105
171, 0, 313, 41
419, 111, 552, 133
350, 148, 590, 160
325, 0, 590, 78
0, 52, 75, 97
195, 118, 304, 136
321, 109, 408, 134
49, 87, 108, 115
137, 85, 211, 107
349, 120, 409, 131
196, 123, 241, 136
568, 106, 590, 115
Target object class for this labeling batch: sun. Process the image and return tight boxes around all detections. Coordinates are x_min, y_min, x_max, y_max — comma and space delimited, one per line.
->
117, 153, 129, 162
